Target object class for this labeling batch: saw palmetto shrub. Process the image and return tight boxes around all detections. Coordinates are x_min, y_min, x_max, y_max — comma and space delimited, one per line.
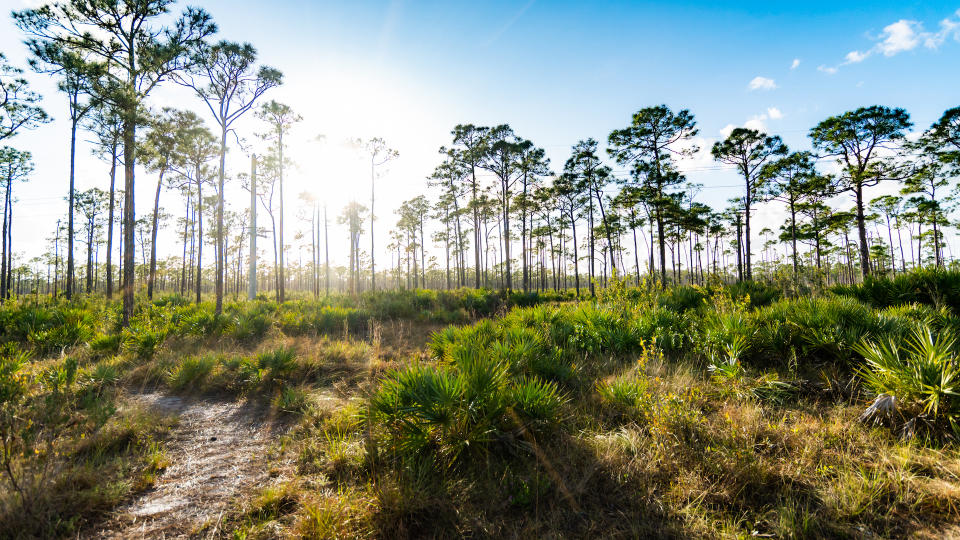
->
856, 323, 960, 439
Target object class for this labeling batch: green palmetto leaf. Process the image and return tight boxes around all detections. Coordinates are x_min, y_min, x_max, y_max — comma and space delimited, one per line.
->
857, 324, 960, 429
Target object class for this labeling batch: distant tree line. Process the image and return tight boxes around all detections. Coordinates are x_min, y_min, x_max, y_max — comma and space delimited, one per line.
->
1, 2, 958, 314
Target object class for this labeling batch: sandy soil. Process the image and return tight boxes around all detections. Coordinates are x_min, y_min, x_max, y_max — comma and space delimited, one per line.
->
95, 392, 285, 539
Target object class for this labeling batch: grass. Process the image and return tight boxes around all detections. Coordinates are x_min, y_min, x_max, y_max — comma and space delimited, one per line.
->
3, 271, 960, 538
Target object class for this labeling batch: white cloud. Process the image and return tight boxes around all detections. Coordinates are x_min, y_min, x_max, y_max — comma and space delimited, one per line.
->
790, 58, 800, 69
822, 9, 960, 72
744, 116, 767, 132
748, 76, 777, 91
926, 10, 960, 48
877, 20, 921, 56
845, 50, 869, 63
674, 136, 715, 175
720, 108, 784, 138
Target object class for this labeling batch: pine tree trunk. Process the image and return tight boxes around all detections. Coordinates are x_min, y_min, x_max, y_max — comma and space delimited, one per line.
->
121, 114, 136, 326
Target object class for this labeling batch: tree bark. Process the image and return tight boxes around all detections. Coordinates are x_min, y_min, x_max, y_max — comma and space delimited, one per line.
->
66, 118, 78, 299
121, 113, 136, 326
854, 185, 870, 278
148, 170, 164, 299
215, 128, 227, 313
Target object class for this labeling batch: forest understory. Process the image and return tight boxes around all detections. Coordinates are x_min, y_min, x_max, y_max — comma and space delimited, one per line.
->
1, 272, 960, 538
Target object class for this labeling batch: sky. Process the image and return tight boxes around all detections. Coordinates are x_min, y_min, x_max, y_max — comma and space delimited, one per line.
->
1, 0, 959, 270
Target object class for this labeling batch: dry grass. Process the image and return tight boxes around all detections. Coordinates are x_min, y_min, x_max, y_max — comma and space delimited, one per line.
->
6, 294, 960, 539
237, 345, 960, 539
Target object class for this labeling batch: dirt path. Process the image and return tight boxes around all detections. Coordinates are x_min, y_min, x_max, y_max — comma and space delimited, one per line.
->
95, 392, 286, 539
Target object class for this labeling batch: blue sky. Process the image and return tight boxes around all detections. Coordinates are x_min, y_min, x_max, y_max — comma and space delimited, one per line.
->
2, 0, 959, 264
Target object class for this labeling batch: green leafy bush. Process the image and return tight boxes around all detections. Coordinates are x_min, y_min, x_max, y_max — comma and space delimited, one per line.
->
597, 374, 653, 418
368, 358, 566, 468
856, 324, 960, 438
90, 333, 122, 355
274, 386, 311, 414
230, 303, 275, 342
833, 268, 960, 314
166, 355, 216, 391
257, 347, 298, 379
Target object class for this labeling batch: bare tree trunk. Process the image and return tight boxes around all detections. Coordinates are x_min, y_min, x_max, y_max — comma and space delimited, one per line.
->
570, 211, 580, 296
324, 205, 330, 296
0, 177, 9, 301
148, 170, 164, 300
854, 185, 870, 278
215, 128, 227, 313
121, 114, 136, 326
195, 182, 203, 304
278, 133, 286, 302
370, 157, 376, 291
249, 155, 258, 299
66, 118, 78, 299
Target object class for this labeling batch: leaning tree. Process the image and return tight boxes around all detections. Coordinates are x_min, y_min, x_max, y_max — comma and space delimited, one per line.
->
141, 108, 184, 299
758, 151, 824, 282
85, 103, 124, 298
917, 107, 960, 172
564, 139, 615, 295
168, 110, 219, 303
445, 124, 489, 288
23, 36, 107, 299
478, 125, 524, 292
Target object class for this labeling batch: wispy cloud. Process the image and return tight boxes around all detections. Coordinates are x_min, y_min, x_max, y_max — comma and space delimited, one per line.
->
748, 76, 777, 91
483, 0, 537, 47
790, 58, 801, 69
821, 9, 960, 73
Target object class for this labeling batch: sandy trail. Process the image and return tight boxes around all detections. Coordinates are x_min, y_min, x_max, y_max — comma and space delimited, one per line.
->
95, 392, 284, 539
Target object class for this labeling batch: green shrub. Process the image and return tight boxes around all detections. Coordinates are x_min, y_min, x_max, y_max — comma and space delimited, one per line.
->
257, 347, 298, 378
277, 304, 369, 336
122, 325, 166, 360
273, 386, 310, 414
85, 363, 120, 388
726, 280, 782, 308
0, 344, 29, 404
90, 333, 122, 355
166, 356, 216, 391
40, 357, 79, 394
231, 305, 274, 342
856, 324, 960, 438
368, 357, 566, 469
597, 374, 652, 418
630, 307, 692, 354
507, 376, 565, 426
658, 286, 706, 312
752, 296, 898, 368
833, 268, 960, 314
